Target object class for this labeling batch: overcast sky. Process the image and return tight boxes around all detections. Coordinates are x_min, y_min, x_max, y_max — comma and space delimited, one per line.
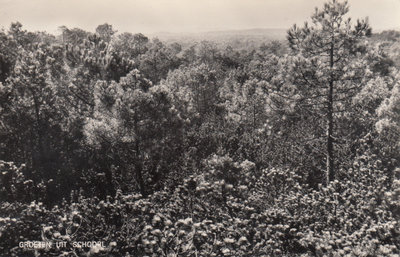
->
0, 0, 399, 34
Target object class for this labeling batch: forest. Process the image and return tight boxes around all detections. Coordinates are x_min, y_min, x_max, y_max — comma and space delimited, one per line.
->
0, 0, 399, 256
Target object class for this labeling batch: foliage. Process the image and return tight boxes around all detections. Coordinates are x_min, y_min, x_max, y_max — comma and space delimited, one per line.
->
1, 153, 398, 256
0, 1, 399, 256
84, 69, 184, 196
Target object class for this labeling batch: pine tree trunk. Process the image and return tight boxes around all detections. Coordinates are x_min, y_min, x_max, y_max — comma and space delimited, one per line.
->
326, 42, 335, 185
326, 80, 334, 185
135, 161, 147, 197
134, 116, 147, 196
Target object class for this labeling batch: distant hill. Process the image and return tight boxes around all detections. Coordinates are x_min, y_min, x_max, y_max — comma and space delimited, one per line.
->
149, 28, 287, 49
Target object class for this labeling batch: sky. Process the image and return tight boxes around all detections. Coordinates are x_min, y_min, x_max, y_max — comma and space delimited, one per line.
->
0, 0, 399, 34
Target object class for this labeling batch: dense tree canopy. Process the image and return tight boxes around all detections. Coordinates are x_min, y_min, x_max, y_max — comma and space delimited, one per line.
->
0, 1, 399, 256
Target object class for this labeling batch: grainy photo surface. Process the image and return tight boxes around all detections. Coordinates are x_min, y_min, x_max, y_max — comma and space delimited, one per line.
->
0, 0, 399, 256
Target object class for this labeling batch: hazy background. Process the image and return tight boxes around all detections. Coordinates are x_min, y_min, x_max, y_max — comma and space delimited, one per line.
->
0, 0, 399, 34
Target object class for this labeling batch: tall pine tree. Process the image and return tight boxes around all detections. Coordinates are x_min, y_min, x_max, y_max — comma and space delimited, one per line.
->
283, 0, 372, 184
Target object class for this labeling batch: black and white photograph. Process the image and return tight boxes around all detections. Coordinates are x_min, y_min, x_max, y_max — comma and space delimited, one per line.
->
0, 0, 399, 256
